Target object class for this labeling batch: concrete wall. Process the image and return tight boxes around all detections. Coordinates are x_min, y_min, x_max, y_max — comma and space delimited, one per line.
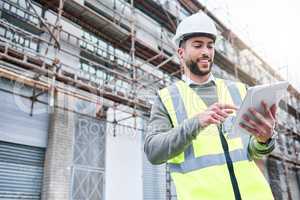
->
105, 107, 143, 200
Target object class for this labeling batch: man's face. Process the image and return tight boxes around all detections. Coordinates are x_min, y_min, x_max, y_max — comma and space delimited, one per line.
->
178, 36, 215, 76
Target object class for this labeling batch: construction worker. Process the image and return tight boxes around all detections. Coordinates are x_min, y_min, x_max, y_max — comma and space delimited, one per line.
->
144, 11, 276, 200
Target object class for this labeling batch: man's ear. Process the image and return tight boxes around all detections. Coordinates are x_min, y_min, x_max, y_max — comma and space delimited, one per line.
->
177, 47, 185, 60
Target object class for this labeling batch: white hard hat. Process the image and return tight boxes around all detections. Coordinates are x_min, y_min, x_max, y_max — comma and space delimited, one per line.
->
172, 11, 218, 48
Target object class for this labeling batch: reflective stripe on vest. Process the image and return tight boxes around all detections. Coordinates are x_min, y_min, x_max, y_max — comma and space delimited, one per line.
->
169, 148, 246, 173
169, 84, 195, 161
224, 80, 243, 106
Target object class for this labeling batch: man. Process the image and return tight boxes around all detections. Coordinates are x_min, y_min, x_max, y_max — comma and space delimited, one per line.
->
144, 11, 276, 200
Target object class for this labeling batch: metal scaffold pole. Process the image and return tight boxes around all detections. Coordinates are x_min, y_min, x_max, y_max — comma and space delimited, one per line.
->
49, 0, 64, 113
130, 0, 137, 129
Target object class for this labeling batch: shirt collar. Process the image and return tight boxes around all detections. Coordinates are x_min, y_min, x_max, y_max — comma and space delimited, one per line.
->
182, 73, 216, 86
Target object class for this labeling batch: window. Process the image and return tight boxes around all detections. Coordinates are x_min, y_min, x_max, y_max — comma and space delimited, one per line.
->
3, 0, 40, 25
215, 36, 226, 54
81, 31, 111, 59
96, 70, 106, 80
81, 62, 89, 72
115, 79, 122, 89
98, 39, 107, 50
17, 9, 25, 18
0, 27, 6, 37
96, 47, 102, 57
86, 42, 94, 52
3, 2, 10, 10
72, 116, 105, 199
19, 0, 27, 9
79, 40, 87, 48
89, 66, 96, 75
106, 74, 114, 83
0, 27, 38, 51
224, 40, 238, 64
108, 45, 114, 61
24, 39, 29, 48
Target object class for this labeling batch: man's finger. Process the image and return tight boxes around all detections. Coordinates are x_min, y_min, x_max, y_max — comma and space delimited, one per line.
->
216, 110, 229, 118
270, 104, 277, 119
249, 108, 272, 129
212, 113, 225, 122
222, 109, 235, 114
242, 114, 260, 130
242, 118, 267, 137
217, 103, 238, 110
261, 101, 273, 119
239, 122, 260, 137
209, 116, 221, 124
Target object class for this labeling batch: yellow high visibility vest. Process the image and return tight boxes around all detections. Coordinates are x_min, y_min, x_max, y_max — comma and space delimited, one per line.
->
158, 78, 274, 200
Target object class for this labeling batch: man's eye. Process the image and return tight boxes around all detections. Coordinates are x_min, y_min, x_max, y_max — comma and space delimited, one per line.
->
194, 45, 202, 48
208, 45, 214, 49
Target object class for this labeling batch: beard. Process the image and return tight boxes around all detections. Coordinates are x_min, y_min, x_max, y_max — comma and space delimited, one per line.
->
185, 58, 213, 76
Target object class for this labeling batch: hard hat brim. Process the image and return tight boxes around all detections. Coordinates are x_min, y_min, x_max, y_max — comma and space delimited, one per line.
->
179, 32, 216, 47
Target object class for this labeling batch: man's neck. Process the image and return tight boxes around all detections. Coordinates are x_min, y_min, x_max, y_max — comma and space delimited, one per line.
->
185, 72, 210, 85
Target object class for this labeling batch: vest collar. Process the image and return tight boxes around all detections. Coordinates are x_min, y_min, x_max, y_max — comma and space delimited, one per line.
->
181, 73, 216, 86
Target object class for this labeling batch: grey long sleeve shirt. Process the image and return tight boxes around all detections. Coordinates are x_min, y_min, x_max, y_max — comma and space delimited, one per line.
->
144, 78, 275, 165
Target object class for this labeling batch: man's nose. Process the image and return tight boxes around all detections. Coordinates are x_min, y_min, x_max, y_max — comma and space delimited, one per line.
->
200, 50, 210, 58
199, 47, 210, 57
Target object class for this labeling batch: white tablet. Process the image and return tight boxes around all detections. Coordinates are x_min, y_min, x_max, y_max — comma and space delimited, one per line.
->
231, 81, 289, 136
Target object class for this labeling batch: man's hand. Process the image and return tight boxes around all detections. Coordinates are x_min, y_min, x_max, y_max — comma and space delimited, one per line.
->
240, 101, 277, 143
198, 103, 237, 128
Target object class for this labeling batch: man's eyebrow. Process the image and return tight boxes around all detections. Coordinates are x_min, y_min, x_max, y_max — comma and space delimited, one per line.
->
191, 40, 214, 44
191, 40, 204, 44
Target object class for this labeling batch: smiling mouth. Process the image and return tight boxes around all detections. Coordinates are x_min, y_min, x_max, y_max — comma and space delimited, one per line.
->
197, 58, 211, 66
197, 58, 211, 62
199, 60, 210, 64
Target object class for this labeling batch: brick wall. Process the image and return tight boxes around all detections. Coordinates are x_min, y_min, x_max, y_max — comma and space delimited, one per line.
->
41, 91, 74, 200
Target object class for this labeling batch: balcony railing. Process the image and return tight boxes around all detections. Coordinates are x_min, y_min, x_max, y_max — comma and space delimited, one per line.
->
1, 0, 42, 33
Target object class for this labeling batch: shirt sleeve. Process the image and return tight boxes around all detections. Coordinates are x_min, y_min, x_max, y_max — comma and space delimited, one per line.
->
248, 136, 275, 160
144, 96, 202, 165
